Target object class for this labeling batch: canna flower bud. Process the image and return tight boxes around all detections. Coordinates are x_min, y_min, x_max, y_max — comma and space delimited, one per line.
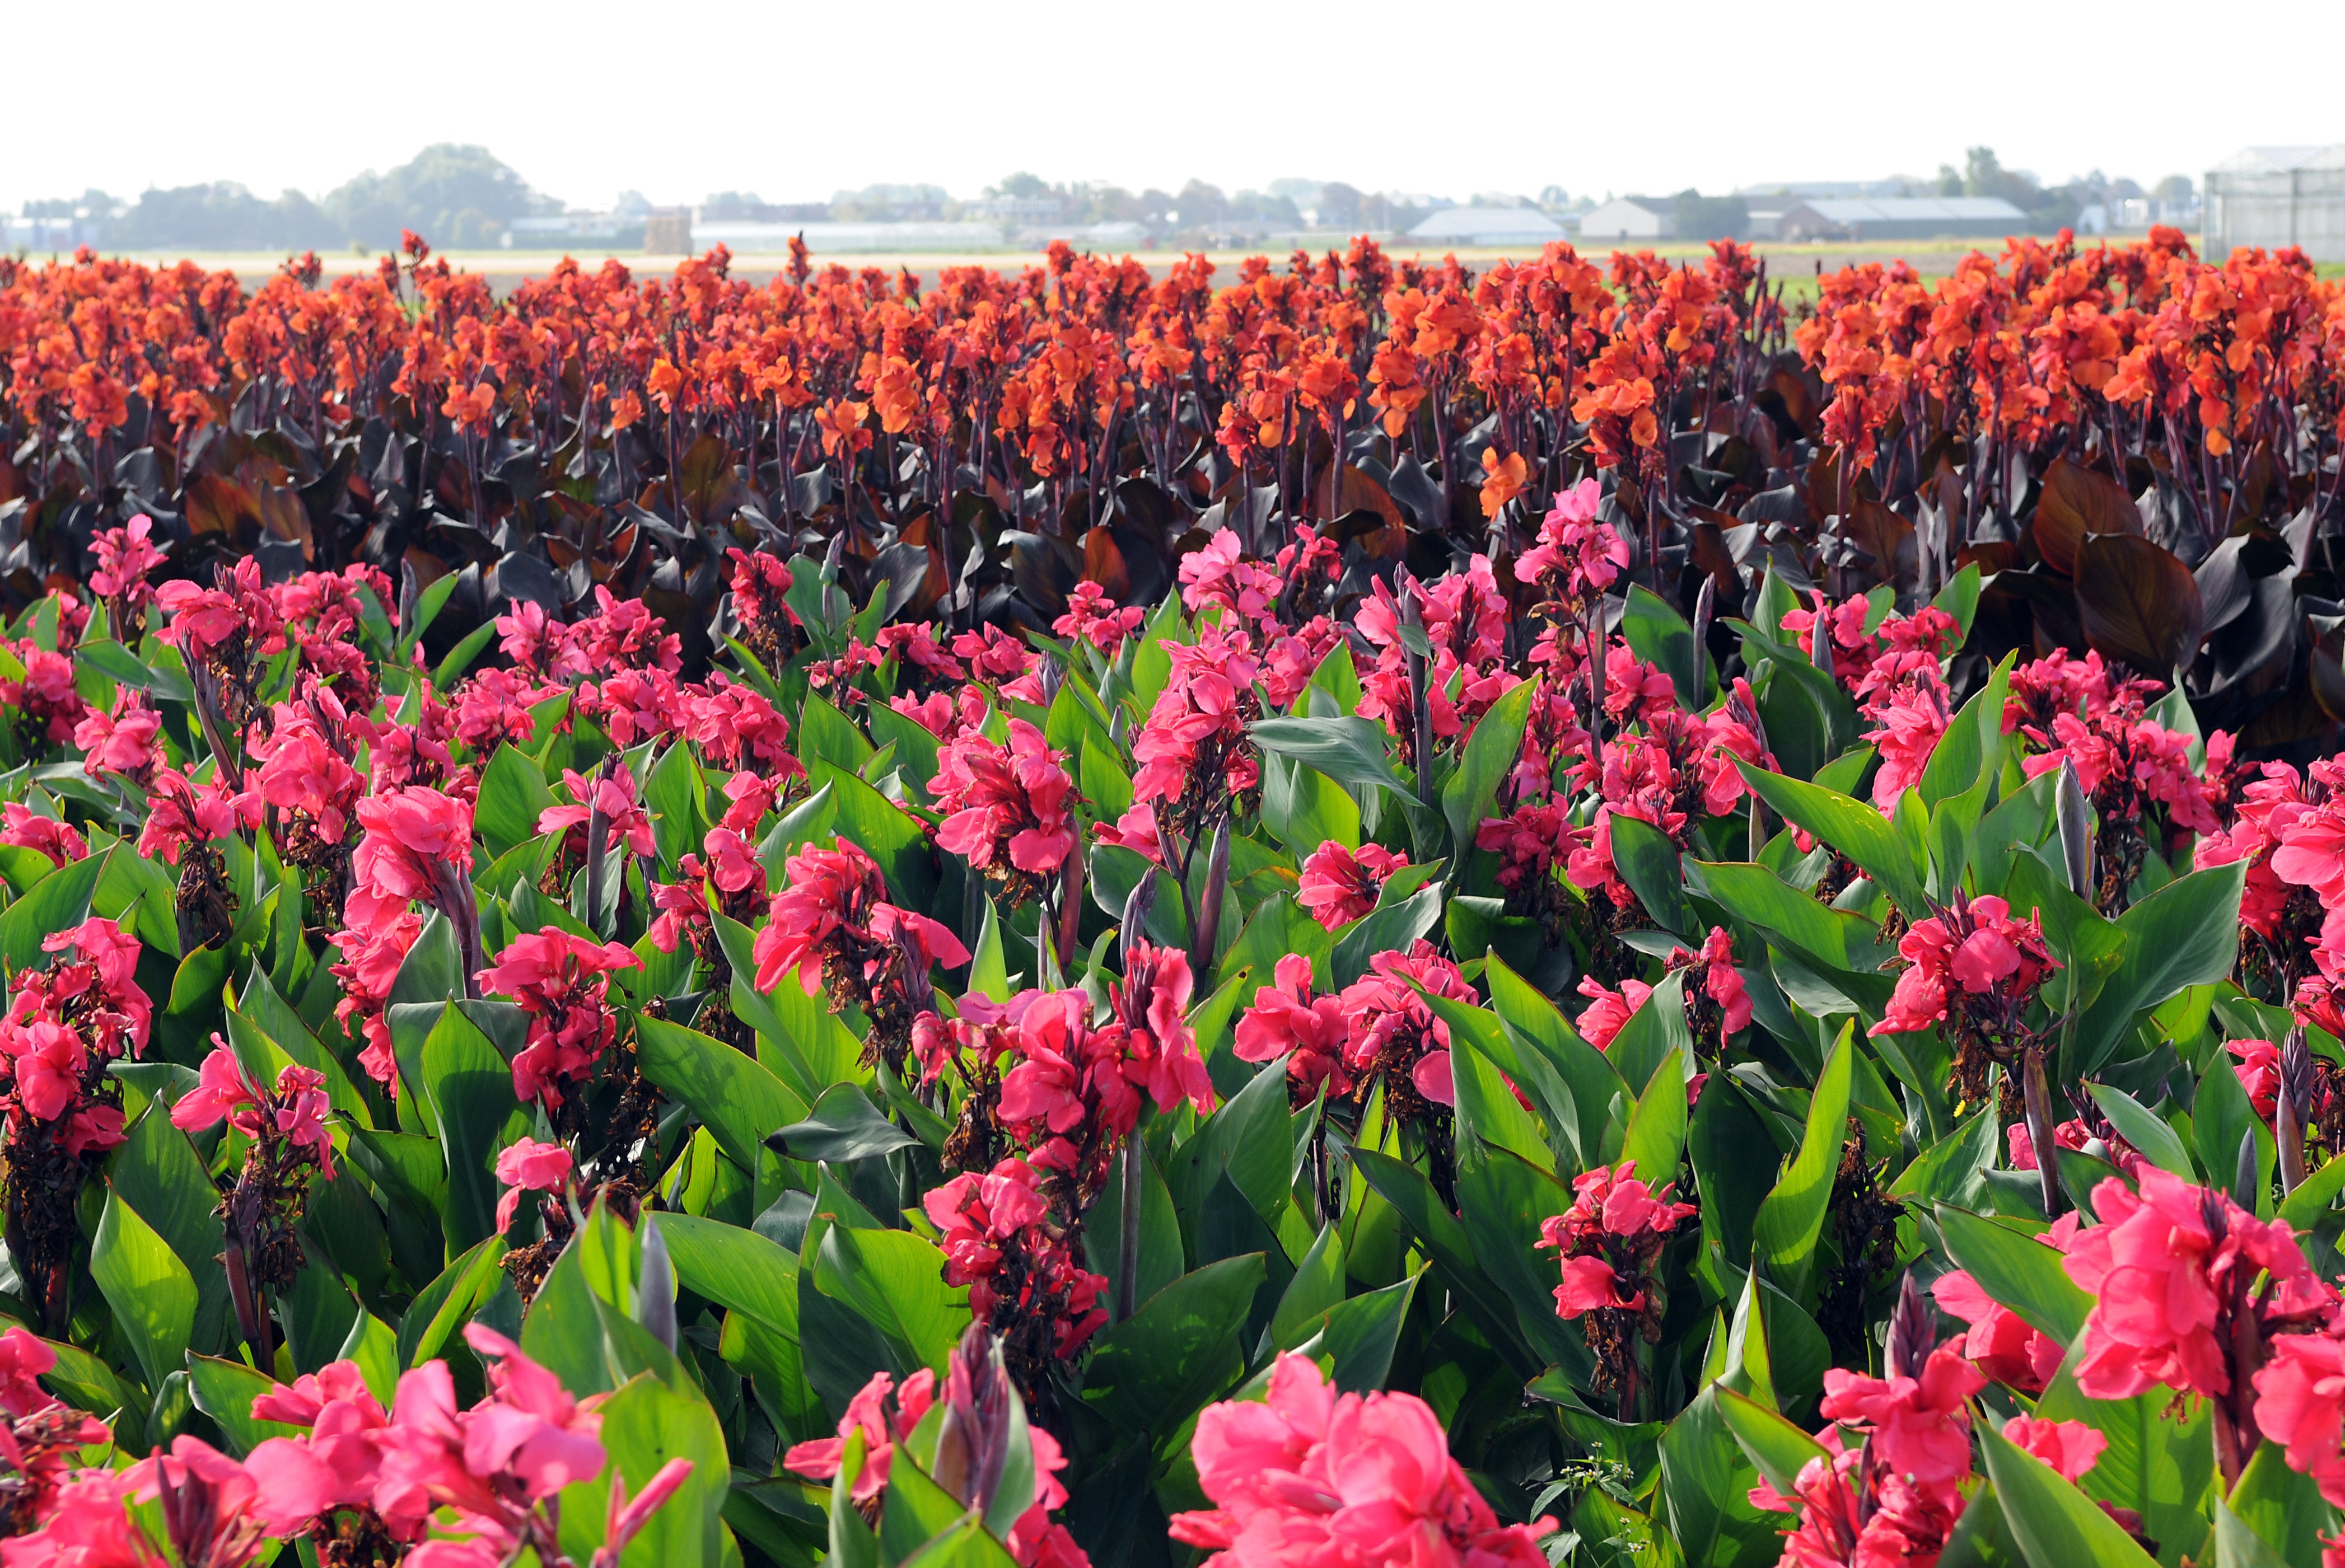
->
2056, 756, 2094, 900
2280, 1027, 2312, 1195
932, 1324, 1015, 1513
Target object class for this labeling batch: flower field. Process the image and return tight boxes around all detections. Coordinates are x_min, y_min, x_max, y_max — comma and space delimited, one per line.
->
0, 223, 2341, 1567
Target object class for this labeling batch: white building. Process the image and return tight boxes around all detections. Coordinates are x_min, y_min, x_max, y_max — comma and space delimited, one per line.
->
1576, 199, 1673, 241
1405, 207, 1567, 246
693, 221, 1008, 252
1774, 197, 2026, 242
2, 217, 97, 252
2206, 146, 2345, 261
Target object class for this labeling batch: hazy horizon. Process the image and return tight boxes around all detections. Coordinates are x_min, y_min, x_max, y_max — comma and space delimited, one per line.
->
9, 0, 2337, 216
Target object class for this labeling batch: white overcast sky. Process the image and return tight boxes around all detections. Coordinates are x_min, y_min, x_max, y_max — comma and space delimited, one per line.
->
10, 0, 2343, 213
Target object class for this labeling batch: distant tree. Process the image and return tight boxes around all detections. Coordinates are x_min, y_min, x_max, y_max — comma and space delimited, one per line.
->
1671, 189, 1748, 241
2153, 174, 2195, 202
22, 189, 120, 220
1319, 182, 1363, 227
1538, 184, 1571, 210
1963, 146, 2040, 207
991, 172, 1050, 199
1175, 180, 1228, 228
110, 184, 341, 251
325, 144, 546, 250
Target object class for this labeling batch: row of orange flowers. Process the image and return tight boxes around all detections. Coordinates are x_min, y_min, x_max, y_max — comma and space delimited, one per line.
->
4, 228, 2342, 516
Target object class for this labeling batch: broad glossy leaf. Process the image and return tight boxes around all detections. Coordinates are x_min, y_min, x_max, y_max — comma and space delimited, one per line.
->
2075, 532, 2203, 673
91, 1188, 197, 1393
1734, 760, 1928, 918
774, 1083, 918, 1164
186, 1355, 301, 1456
1977, 1416, 2159, 1568
1440, 677, 1535, 858
814, 1225, 968, 1375
2086, 1084, 2194, 1179
2034, 456, 2145, 577
1249, 715, 1409, 798
637, 1014, 806, 1181
1082, 1254, 1265, 1434
1716, 1383, 1829, 1496
1935, 1207, 2091, 1344
398, 1234, 509, 1368
556, 1371, 731, 1568
1610, 812, 1697, 938
1751, 1023, 1853, 1305
2068, 861, 2248, 1076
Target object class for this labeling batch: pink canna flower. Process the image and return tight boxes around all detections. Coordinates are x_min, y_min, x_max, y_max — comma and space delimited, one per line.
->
1295, 841, 1409, 931
1931, 1269, 2064, 1393
922, 1157, 1108, 1361
2252, 1324, 2345, 1506
1863, 665, 1952, 812
1513, 478, 1624, 601
2002, 1416, 2108, 1482
1054, 579, 1146, 653
330, 909, 422, 1095
170, 1045, 264, 1135
590, 1458, 696, 1568
347, 786, 475, 933
90, 514, 166, 611
783, 1368, 937, 1505
242, 1360, 413, 1539
1667, 926, 1751, 1042
1336, 943, 1477, 1113
2229, 1038, 2281, 1120
1234, 954, 1351, 1103
376, 1324, 605, 1524
72, 694, 162, 785
2063, 1166, 2334, 1402
1870, 893, 2057, 1042
1539, 1163, 1697, 1322
1754, 1435, 1960, 1568
1818, 1347, 1984, 1491
1129, 630, 1260, 816
1178, 531, 1283, 624
0, 1326, 60, 1420
1110, 940, 1212, 1113
8, 1022, 87, 1125
1170, 1352, 1553, 1568
933, 720, 1078, 887
477, 933, 642, 1108
0, 804, 86, 868
1573, 975, 1653, 1052
5, 1467, 164, 1568
493, 1139, 576, 1234
750, 835, 967, 1074
538, 764, 656, 861
758, 839, 899, 993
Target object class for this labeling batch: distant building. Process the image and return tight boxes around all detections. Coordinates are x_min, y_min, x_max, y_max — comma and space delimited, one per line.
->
505, 212, 637, 249
1742, 199, 1798, 241
2206, 146, 2345, 261
1027, 221, 1148, 249
965, 195, 1064, 223
642, 208, 692, 254
2, 217, 97, 251
1774, 197, 2026, 242
1405, 207, 1567, 246
2115, 195, 2202, 230
1737, 179, 1917, 200
694, 221, 1008, 252
1576, 198, 1673, 241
